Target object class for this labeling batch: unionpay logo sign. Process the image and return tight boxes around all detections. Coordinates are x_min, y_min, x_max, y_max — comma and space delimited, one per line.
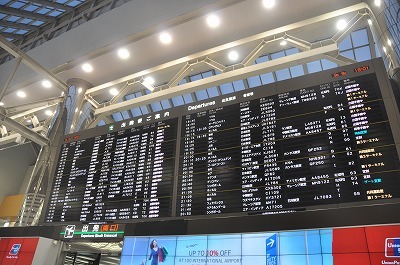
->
9, 243, 21, 255
386, 238, 400, 258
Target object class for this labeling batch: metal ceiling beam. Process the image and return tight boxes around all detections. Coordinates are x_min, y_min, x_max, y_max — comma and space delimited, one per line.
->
0, 108, 49, 146
0, 125, 47, 145
0, 21, 39, 31
95, 44, 338, 116
0, 34, 69, 92
0, 32, 24, 40
6, 96, 63, 114
0, 6, 56, 22
27, 0, 75, 12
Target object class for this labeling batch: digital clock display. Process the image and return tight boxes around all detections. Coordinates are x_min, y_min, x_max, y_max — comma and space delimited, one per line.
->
354, 65, 370, 72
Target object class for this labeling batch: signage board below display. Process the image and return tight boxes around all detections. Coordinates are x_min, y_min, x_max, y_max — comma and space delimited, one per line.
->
60, 224, 124, 240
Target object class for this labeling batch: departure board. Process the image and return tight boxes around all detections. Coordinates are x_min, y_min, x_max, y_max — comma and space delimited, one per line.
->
177, 73, 400, 216
45, 118, 178, 223
43, 59, 400, 223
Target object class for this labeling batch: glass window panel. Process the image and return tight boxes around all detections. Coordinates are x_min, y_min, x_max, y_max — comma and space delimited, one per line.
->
321, 59, 338, 70
275, 68, 291, 81
139, 106, 149, 114
307, 61, 322, 74
256, 55, 269, 63
260, 72, 275, 84
16, 29, 28, 34
67, 0, 81, 6
0, 14, 6, 19
0, 0, 11, 4
338, 35, 352, 51
233, 80, 245, 91
289, 65, 304, 78
121, 110, 130, 120
150, 102, 162, 112
24, 4, 38, 11
125, 93, 135, 100
183, 93, 194, 103
37, 8, 51, 14
31, 20, 44, 26
171, 96, 184, 106
97, 120, 106, 126
130, 108, 142, 117
179, 78, 187, 85
285, 47, 300, 56
20, 18, 33, 24
112, 112, 123, 122
55, 0, 68, 3
351, 29, 369, 47
160, 99, 171, 109
220, 83, 235, 95
247, 76, 262, 88
202, 71, 213, 78
134, 91, 143, 97
189, 74, 202, 82
7, 16, 20, 22
207, 87, 219, 98
195, 89, 209, 100
4, 28, 16, 33
354, 46, 372, 61
340, 50, 355, 60
49, 10, 63, 17
270, 50, 285, 60
10, 1, 24, 8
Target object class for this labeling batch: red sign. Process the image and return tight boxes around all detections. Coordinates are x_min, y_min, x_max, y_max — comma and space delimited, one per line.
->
0, 238, 38, 265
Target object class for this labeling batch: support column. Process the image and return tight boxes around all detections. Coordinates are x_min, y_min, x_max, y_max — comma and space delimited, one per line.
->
65, 78, 93, 134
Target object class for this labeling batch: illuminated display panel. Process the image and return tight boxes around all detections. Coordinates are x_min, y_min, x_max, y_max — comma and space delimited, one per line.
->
43, 59, 400, 223
45, 118, 178, 223
177, 73, 400, 216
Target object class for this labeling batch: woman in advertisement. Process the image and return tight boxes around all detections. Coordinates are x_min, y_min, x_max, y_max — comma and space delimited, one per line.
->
145, 239, 167, 265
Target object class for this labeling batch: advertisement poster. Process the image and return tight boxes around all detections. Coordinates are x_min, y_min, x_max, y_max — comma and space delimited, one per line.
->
121, 225, 400, 265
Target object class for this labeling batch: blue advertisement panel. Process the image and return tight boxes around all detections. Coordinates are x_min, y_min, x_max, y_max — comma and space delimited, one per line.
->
121, 229, 333, 265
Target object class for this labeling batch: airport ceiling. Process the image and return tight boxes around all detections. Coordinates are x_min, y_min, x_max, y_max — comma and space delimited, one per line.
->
0, 0, 387, 138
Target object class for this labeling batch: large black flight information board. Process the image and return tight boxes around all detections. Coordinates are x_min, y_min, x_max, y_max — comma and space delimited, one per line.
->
43, 59, 400, 223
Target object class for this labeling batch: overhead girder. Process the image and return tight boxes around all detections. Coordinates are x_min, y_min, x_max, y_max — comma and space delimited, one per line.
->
0, 6, 56, 22
26, 0, 75, 12
0, 21, 39, 31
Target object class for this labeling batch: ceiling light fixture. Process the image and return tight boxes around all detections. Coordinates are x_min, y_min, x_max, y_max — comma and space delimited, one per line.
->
109, 88, 119, 96
117, 48, 130, 59
228, 51, 239, 61
262, 0, 275, 8
367, 19, 372, 26
159, 32, 172, 44
280, 40, 287, 46
45, 110, 53, 116
78, 87, 83, 93
0, 102, 4, 106
207, 14, 220, 28
42, 80, 52, 88
388, 39, 392, 46
27, 119, 31, 123
336, 19, 347, 31
383, 46, 387, 54
374, 0, 381, 6
144, 77, 155, 86
82, 63, 93, 73
17, 91, 26, 98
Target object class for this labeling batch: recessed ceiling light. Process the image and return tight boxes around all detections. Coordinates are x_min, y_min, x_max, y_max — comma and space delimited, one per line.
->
117, 48, 130, 59
228, 51, 239, 61
336, 19, 347, 31
159, 32, 172, 44
144, 77, 155, 85
42, 80, 52, 88
0, 102, 4, 106
374, 0, 381, 6
45, 110, 53, 116
262, 0, 275, 8
26, 119, 31, 123
367, 19, 372, 26
207, 14, 220, 28
81, 63, 93, 73
280, 40, 287, 46
383, 46, 387, 53
109, 88, 119, 96
388, 39, 392, 46
75, 108, 78, 113
78, 87, 83, 93
17, 91, 26, 98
